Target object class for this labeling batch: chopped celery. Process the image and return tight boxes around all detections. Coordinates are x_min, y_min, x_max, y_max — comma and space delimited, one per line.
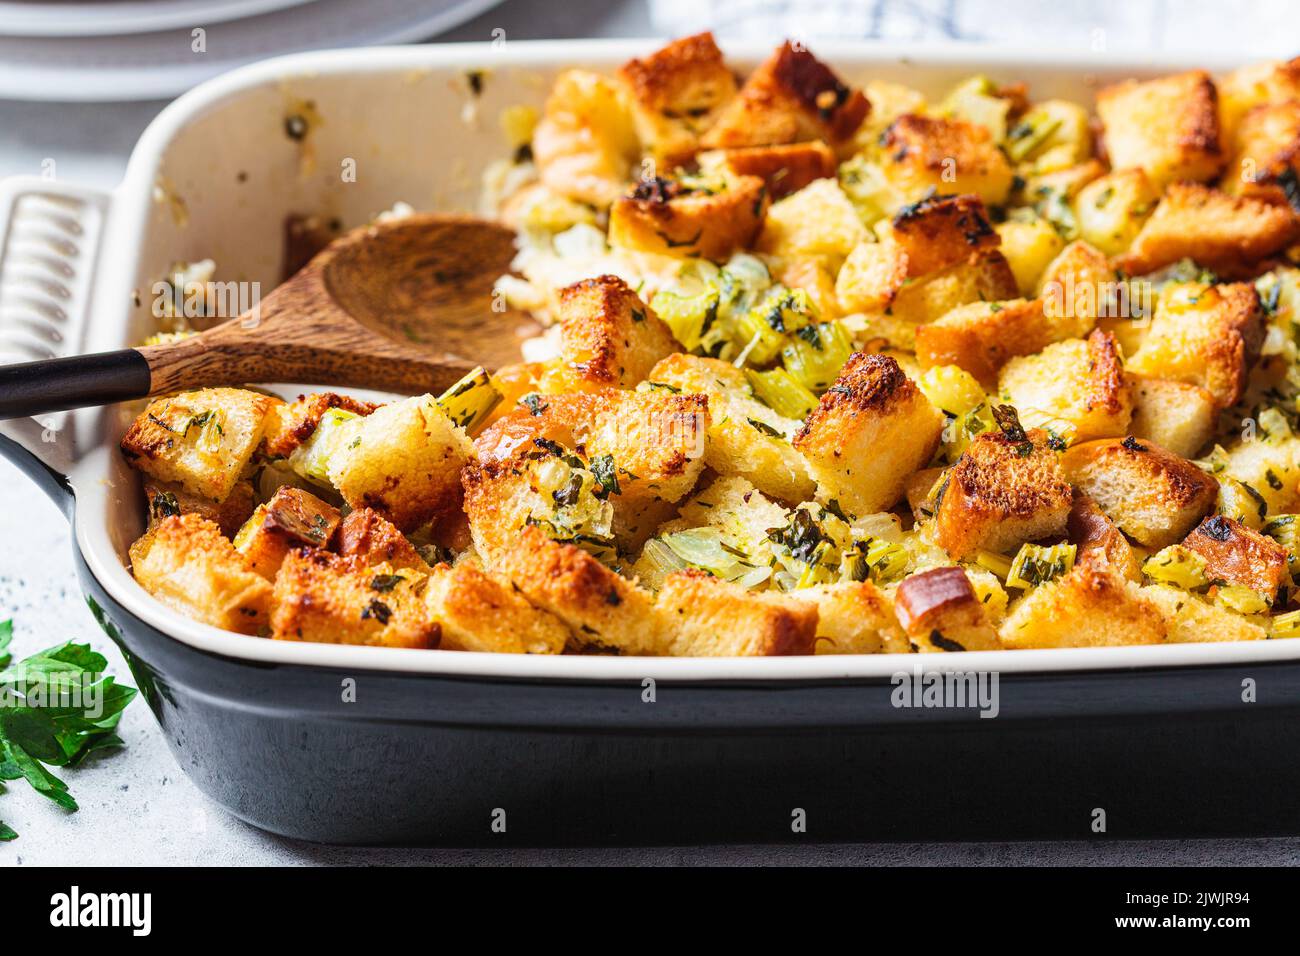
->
1215, 586, 1271, 615
731, 285, 815, 365
436, 365, 502, 434
745, 367, 819, 420
781, 321, 853, 392
940, 75, 1012, 142
974, 549, 1013, 581
1271, 609, 1300, 637
651, 287, 720, 351
1141, 545, 1209, 591
289, 406, 360, 485
918, 365, 986, 417
1005, 106, 1064, 163
837, 156, 896, 226
1005, 542, 1076, 589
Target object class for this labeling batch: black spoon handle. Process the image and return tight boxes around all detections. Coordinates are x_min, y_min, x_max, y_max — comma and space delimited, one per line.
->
0, 349, 152, 420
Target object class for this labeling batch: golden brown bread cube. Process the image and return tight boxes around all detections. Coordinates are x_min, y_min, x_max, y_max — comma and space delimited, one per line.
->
876, 113, 1014, 205
1115, 183, 1299, 277
719, 140, 836, 199
800, 581, 907, 654
333, 507, 430, 573
934, 426, 1073, 559
121, 387, 279, 503
234, 486, 342, 581
608, 173, 769, 260
1075, 168, 1160, 257
656, 569, 818, 656
1181, 514, 1290, 598
532, 69, 639, 207
757, 177, 868, 268
1068, 492, 1141, 581
894, 566, 1000, 652
997, 217, 1067, 296
1218, 57, 1300, 144
792, 353, 944, 516
1126, 280, 1264, 409
888, 193, 1000, 278
915, 298, 1059, 387
261, 391, 379, 459
1095, 70, 1224, 188
700, 41, 868, 152
616, 32, 737, 165
996, 330, 1133, 444
270, 549, 439, 649
1141, 585, 1267, 643
1037, 239, 1113, 333
1127, 376, 1218, 458
1062, 436, 1219, 549
128, 513, 271, 635
143, 477, 255, 538
424, 560, 570, 654
553, 274, 680, 390
999, 564, 1167, 648
1221, 100, 1300, 204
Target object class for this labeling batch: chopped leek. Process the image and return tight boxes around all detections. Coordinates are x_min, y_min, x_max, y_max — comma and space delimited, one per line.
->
734, 286, 817, 366
781, 321, 853, 392
1263, 514, 1300, 572
1005, 542, 1076, 589
745, 367, 819, 420
436, 366, 502, 434
1141, 545, 1209, 591
1271, 609, 1300, 638
289, 406, 360, 485
974, 549, 1013, 581
1215, 586, 1271, 615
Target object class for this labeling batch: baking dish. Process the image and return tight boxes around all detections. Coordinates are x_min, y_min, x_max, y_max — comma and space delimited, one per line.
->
4, 39, 1300, 844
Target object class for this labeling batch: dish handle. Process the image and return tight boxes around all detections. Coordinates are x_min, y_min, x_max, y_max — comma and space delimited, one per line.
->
0, 175, 114, 516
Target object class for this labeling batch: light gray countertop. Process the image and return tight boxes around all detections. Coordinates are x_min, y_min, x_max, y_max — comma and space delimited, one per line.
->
3, 0, 1298, 866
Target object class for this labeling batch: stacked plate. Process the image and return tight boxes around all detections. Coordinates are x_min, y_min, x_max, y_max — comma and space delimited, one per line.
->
0, 0, 503, 100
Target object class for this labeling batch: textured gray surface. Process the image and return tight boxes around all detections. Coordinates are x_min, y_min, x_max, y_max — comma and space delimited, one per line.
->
3, 0, 1299, 865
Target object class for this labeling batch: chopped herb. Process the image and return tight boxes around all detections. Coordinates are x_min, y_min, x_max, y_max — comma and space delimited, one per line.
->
369, 574, 405, 593
520, 393, 549, 416
1200, 516, 1233, 541
589, 454, 621, 498
150, 490, 181, 519
747, 418, 785, 438
361, 599, 392, 624
552, 473, 585, 508
929, 630, 967, 652
1121, 436, 1147, 453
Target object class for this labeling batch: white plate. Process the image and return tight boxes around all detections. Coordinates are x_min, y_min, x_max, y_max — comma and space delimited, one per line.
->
0, 0, 504, 100
0, 0, 321, 38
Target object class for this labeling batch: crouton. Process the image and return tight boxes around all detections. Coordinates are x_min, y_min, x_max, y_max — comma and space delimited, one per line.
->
1116, 183, 1299, 276
792, 353, 944, 516
1095, 70, 1224, 188
997, 217, 1066, 295
1068, 492, 1141, 581
934, 426, 1073, 559
121, 387, 278, 502
425, 559, 570, 654
1062, 436, 1219, 549
757, 177, 868, 268
999, 564, 1167, 648
997, 330, 1133, 443
234, 486, 342, 580
1127, 376, 1218, 458
1142, 585, 1267, 643
261, 391, 379, 459
553, 274, 680, 390
616, 32, 737, 165
1037, 240, 1113, 334
143, 477, 255, 538
1075, 168, 1160, 257
888, 193, 1000, 277
608, 173, 769, 260
719, 140, 836, 199
656, 569, 818, 656
325, 394, 473, 532
1127, 280, 1264, 408
915, 298, 1060, 386
700, 41, 869, 152
800, 580, 907, 654
269, 549, 438, 649
532, 69, 639, 207
1222, 100, 1300, 205
876, 113, 1014, 205
1217, 431, 1300, 517
1181, 514, 1290, 597
333, 507, 430, 573
1218, 57, 1300, 143
128, 514, 271, 635
648, 353, 815, 502
893, 566, 1000, 652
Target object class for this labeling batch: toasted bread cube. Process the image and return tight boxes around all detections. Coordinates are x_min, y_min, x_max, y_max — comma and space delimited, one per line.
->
1127, 281, 1264, 408
935, 428, 1073, 559
1218, 433, 1300, 517
532, 69, 639, 207
425, 560, 569, 654
894, 566, 1000, 652
143, 477, 255, 538
234, 486, 342, 581
778, 257, 840, 318
128, 513, 270, 635
493, 525, 662, 654
792, 353, 944, 516
877, 113, 1014, 205
999, 565, 1167, 648
1062, 437, 1219, 549
1096, 70, 1224, 188
1141, 585, 1267, 643
1075, 168, 1160, 257
719, 141, 836, 199
1036, 240, 1112, 334
916, 298, 1063, 386
997, 330, 1133, 443
997, 217, 1066, 295
334, 507, 430, 573
554, 274, 680, 390
616, 32, 737, 165
904, 466, 948, 523
700, 41, 868, 152
656, 570, 818, 656
648, 353, 814, 502
757, 177, 868, 268
1222, 100, 1300, 204
1116, 183, 1299, 276
609, 173, 769, 260
121, 388, 278, 503
1069, 492, 1141, 581
1181, 514, 1290, 597
325, 394, 472, 532
801, 581, 907, 654
270, 549, 438, 649
1127, 376, 1218, 458
888, 193, 1000, 277
261, 392, 379, 459
1218, 57, 1300, 143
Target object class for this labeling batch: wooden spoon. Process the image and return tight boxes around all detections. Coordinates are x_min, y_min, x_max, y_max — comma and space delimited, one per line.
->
0, 213, 527, 420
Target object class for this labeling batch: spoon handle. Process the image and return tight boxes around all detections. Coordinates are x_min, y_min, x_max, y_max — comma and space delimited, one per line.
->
0, 349, 152, 420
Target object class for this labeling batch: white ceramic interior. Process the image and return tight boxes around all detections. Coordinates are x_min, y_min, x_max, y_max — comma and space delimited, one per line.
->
2, 39, 1291, 679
